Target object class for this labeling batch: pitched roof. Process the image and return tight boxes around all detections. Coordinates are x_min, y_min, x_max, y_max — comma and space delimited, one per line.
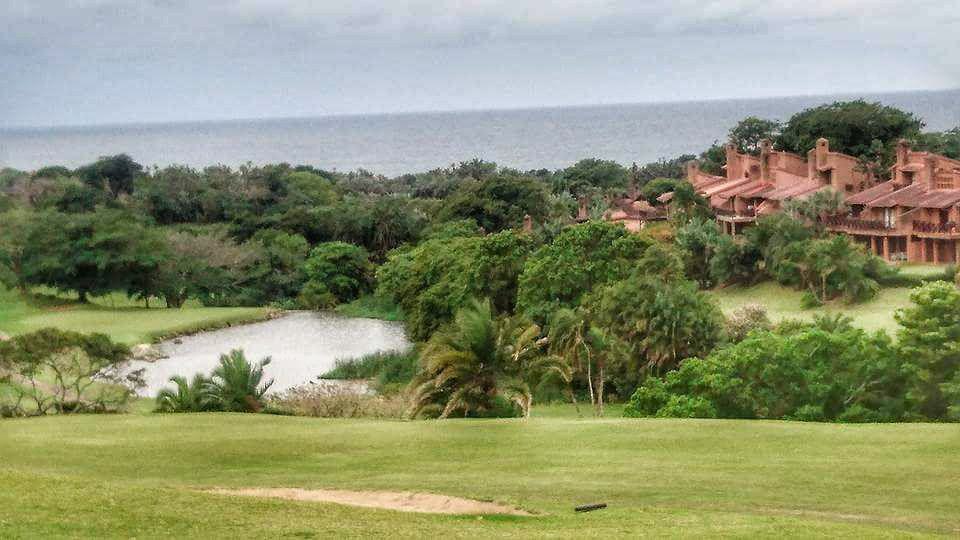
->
863, 182, 960, 209
761, 180, 821, 201
845, 182, 896, 205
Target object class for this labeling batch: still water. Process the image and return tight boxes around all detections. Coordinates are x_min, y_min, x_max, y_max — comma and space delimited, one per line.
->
129, 312, 410, 396
3, 89, 958, 176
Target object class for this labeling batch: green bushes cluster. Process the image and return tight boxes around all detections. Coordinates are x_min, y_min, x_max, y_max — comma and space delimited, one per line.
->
0, 328, 141, 416
626, 282, 960, 422
321, 349, 418, 393
155, 349, 274, 413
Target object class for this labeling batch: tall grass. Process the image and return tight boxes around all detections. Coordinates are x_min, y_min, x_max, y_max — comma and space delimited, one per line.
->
321, 349, 418, 392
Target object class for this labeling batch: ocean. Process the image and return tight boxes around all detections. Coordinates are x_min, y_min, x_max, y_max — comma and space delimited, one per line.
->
2, 89, 959, 176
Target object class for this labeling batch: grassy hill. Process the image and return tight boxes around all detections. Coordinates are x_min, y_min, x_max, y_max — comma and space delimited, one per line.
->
1, 408, 957, 537
709, 282, 914, 334
0, 287, 270, 344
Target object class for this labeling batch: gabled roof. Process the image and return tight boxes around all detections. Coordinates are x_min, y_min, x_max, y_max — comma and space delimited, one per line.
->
845, 182, 896, 205
700, 177, 753, 197
863, 182, 960, 209
762, 180, 821, 201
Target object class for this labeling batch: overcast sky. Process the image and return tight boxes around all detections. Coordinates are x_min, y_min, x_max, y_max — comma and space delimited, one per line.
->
1, 1, 958, 128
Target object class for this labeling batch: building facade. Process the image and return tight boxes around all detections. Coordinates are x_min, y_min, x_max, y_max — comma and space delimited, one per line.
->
686, 138, 960, 263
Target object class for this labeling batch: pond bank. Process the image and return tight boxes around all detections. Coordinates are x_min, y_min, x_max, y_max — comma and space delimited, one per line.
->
129, 311, 411, 396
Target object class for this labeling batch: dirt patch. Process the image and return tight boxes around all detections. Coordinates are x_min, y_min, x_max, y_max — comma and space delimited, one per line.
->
206, 487, 533, 516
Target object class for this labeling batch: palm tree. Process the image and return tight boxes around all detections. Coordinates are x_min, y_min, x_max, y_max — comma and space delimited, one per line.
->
204, 349, 274, 412
407, 299, 545, 419
155, 373, 211, 412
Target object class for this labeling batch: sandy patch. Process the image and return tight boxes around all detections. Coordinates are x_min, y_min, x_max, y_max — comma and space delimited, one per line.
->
206, 487, 533, 516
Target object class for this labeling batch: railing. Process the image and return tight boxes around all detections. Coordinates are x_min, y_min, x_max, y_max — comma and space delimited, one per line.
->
714, 207, 757, 218
913, 221, 959, 234
823, 216, 892, 231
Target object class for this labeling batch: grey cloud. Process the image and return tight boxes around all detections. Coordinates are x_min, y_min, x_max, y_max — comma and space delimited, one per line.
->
0, 1, 957, 127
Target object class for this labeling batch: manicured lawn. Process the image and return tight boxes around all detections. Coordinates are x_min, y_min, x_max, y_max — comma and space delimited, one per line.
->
709, 282, 915, 334
0, 287, 270, 344
0, 410, 957, 538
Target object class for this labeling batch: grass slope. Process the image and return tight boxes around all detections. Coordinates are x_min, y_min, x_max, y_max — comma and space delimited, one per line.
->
709, 282, 914, 334
0, 287, 269, 344
1, 409, 958, 538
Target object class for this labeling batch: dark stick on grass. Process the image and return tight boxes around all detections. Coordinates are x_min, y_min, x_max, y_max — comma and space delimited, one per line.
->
575, 503, 607, 512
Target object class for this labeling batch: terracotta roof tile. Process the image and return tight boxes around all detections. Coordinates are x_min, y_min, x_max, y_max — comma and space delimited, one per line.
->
845, 182, 896, 205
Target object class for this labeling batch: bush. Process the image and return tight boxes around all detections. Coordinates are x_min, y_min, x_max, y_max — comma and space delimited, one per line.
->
154, 349, 273, 413
800, 290, 824, 309
0, 328, 142, 416
724, 304, 772, 342
624, 323, 911, 422
270, 383, 407, 418
321, 349, 418, 392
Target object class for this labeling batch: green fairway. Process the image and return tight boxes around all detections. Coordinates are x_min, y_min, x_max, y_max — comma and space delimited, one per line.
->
0, 287, 270, 344
1, 410, 957, 538
709, 282, 915, 334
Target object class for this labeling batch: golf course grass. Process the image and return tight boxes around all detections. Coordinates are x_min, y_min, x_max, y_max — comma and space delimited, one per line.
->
0, 287, 270, 344
1, 407, 958, 538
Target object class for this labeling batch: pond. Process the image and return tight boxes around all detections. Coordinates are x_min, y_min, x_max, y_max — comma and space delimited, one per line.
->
128, 312, 410, 396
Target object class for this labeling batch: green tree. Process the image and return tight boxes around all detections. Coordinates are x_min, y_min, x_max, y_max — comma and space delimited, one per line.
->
300, 242, 372, 307
729, 116, 781, 155
0, 209, 36, 294
439, 173, 550, 232
558, 158, 628, 197
407, 299, 544, 418
590, 274, 724, 381
0, 328, 139, 416
895, 282, 960, 420
913, 127, 960, 159
517, 221, 652, 324
640, 177, 681, 205
625, 320, 910, 422
378, 229, 534, 341
76, 154, 143, 198
776, 101, 923, 178
21, 210, 166, 303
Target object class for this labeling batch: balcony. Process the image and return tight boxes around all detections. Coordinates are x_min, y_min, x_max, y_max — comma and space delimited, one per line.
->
823, 216, 892, 232
714, 207, 757, 222
913, 221, 960, 237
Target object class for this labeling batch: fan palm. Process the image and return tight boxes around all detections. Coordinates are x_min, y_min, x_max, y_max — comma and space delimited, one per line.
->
204, 349, 274, 412
155, 373, 211, 412
408, 299, 545, 418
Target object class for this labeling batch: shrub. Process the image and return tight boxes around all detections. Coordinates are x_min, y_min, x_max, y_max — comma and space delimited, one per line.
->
155, 374, 213, 413
321, 350, 418, 392
301, 242, 373, 306
204, 349, 274, 413
270, 383, 407, 418
0, 328, 142, 416
895, 281, 960, 420
625, 323, 911, 422
724, 304, 772, 342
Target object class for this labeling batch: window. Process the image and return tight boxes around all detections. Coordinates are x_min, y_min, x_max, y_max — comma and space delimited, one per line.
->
883, 208, 895, 229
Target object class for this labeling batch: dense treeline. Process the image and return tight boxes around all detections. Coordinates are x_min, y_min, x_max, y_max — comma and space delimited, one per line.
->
2, 100, 960, 421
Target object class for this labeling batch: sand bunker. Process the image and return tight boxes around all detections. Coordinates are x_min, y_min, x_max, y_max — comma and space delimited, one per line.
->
207, 487, 533, 516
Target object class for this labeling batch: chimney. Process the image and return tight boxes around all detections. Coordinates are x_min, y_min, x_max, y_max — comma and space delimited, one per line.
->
577, 196, 590, 221
759, 139, 772, 183
725, 142, 740, 180
522, 214, 533, 232
925, 155, 938, 190
896, 139, 910, 169
685, 160, 700, 182
815, 138, 829, 168
629, 162, 639, 200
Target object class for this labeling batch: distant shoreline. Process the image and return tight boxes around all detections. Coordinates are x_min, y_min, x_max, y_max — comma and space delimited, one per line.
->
3, 86, 958, 133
